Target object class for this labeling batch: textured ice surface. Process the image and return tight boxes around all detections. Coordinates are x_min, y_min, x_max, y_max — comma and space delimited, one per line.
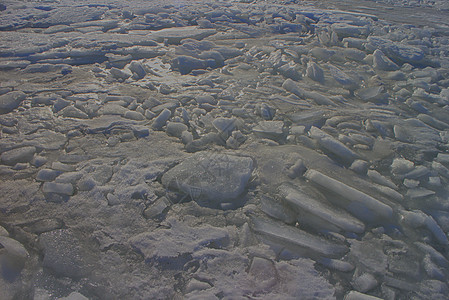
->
1, 0, 449, 298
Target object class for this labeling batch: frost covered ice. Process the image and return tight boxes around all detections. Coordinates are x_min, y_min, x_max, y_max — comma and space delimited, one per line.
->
1, 0, 449, 298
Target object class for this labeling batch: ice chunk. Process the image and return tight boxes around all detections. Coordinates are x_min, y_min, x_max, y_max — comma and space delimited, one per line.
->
366, 36, 424, 65
415, 242, 449, 268
349, 238, 387, 275
305, 169, 393, 220
355, 86, 389, 104
1, 146, 36, 166
319, 136, 359, 164
39, 229, 88, 278
59, 106, 89, 119
110, 67, 131, 80
261, 193, 297, 225
417, 114, 448, 130
0, 91, 26, 114
432, 161, 449, 179
251, 217, 348, 258
59, 292, 89, 300
124, 110, 145, 121
331, 23, 369, 39
282, 79, 335, 106
253, 121, 285, 141
328, 65, 357, 90
436, 153, 449, 165
166, 122, 188, 138
152, 108, 171, 130
308, 126, 359, 165
248, 256, 277, 291
350, 160, 369, 175
128, 61, 146, 80
286, 158, 307, 179
306, 62, 324, 83
344, 291, 382, 300
424, 215, 449, 245
162, 151, 253, 205
373, 49, 399, 71
423, 255, 445, 280
36, 169, 63, 182
0, 236, 29, 260
352, 273, 378, 293
280, 183, 365, 233
367, 170, 397, 189
143, 197, 171, 220
171, 55, 210, 75
213, 117, 236, 137
129, 217, 229, 263
42, 182, 74, 196
391, 158, 414, 175
318, 258, 354, 272
149, 26, 216, 44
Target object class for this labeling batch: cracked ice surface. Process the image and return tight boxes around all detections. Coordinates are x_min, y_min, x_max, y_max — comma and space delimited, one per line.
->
1, 0, 449, 299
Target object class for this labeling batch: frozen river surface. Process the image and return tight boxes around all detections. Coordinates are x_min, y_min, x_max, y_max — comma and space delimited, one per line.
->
1, 0, 449, 299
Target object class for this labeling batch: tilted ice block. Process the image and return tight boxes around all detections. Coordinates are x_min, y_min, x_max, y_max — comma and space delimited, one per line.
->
344, 291, 382, 300
328, 65, 357, 90
424, 215, 449, 245
306, 62, 324, 82
304, 169, 393, 219
251, 217, 348, 258
415, 242, 449, 268
151, 108, 171, 130
373, 49, 399, 71
367, 170, 397, 190
319, 136, 359, 164
282, 79, 335, 106
355, 86, 389, 104
432, 161, 449, 179
417, 114, 448, 130
308, 127, 358, 164
318, 257, 354, 272
372, 183, 403, 202
423, 255, 445, 280
279, 183, 365, 233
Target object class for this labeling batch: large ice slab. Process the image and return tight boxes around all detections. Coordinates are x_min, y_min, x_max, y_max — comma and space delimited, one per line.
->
162, 151, 253, 205
305, 169, 393, 220
279, 183, 365, 233
251, 217, 348, 258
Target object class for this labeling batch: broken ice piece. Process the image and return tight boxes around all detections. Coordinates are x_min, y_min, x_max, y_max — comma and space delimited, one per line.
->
344, 291, 382, 300
1, 146, 36, 166
251, 217, 348, 258
318, 257, 354, 272
128, 217, 229, 264
143, 197, 171, 220
351, 273, 378, 293
304, 169, 393, 220
253, 121, 285, 141
279, 183, 365, 234
42, 182, 74, 196
373, 49, 399, 71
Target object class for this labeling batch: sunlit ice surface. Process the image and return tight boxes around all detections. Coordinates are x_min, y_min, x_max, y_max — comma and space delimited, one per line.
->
0, 0, 449, 299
